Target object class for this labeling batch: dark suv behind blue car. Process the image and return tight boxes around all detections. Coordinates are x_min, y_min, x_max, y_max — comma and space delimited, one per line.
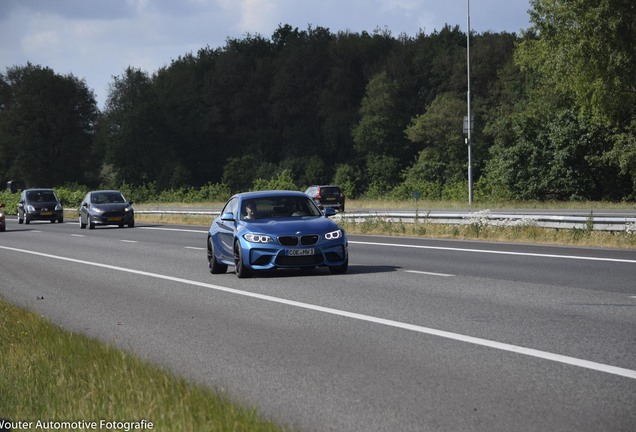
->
17, 188, 64, 224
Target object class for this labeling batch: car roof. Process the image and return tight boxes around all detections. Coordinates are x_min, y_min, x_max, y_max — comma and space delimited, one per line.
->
233, 190, 308, 200
24, 188, 55, 192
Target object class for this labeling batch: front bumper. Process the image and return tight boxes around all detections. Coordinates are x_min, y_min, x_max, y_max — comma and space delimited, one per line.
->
26, 210, 63, 221
244, 242, 348, 271
89, 212, 134, 225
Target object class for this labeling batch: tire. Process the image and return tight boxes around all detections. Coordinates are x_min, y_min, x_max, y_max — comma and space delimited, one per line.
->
25, 217, 30, 225
329, 257, 348, 275
234, 241, 251, 279
58, 217, 64, 223
207, 237, 228, 274
79, 215, 86, 229
128, 219, 134, 228
89, 220, 95, 230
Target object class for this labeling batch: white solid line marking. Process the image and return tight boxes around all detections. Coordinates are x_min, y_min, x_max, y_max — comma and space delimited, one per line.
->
139, 226, 207, 234
404, 270, 454, 277
184, 246, 206, 250
120, 240, 138, 243
349, 241, 636, 264
70, 234, 85, 237
1, 245, 634, 380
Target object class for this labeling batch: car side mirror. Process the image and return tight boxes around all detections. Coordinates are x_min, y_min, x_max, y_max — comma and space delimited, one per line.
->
82, 202, 89, 207
129, 200, 134, 205
221, 212, 235, 221
324, 208, 336, 217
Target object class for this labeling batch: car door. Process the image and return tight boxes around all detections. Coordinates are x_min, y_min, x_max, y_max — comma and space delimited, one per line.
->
216, 197, 238, 261
17, 191, 25, 220
79, 193, 90, 224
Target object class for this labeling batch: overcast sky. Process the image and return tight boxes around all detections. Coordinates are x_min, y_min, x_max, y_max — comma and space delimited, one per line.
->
0, 0, 532, 109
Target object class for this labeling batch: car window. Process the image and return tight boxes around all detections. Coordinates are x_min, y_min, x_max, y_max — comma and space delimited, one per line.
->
244, 196, 321, 219
26, 190, 57, 202
106, 192, 126, 203
222, 198, 239, 218
91, 192, 126, 204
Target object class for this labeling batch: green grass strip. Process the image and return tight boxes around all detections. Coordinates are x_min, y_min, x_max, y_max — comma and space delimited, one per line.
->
0, 298, 291, 432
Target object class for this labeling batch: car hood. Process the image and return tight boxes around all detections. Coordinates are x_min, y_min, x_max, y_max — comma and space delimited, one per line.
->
91, 203, 132, 211
28, 201, 60, 207
239, 217, 340, 235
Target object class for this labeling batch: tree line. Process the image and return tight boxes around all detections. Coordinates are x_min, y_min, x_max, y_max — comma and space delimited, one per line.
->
1, 0, 634, 202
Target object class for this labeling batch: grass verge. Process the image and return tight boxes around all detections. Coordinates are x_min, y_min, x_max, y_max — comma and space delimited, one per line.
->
0, 298, 290, 432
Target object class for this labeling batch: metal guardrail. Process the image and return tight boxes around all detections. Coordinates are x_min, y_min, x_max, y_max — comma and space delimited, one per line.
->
135, 209, 636, 232
336, 211, 636, 232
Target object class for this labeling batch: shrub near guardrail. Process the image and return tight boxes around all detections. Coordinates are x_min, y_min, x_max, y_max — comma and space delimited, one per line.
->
0, 191, 19, 215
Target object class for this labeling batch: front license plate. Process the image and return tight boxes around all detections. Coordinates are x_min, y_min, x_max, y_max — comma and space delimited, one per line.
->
107, 217, 122, 222
287, 248, 314, 256
40, 211, 53, 216
325, 197, 336, 201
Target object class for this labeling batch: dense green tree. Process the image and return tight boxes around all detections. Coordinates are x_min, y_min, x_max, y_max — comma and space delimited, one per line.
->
96, 67, 170, 186
484, 109, 627, 200
352, 71, 403, 157
6, 18, 633, 201
405, 92, 467, 184
515, 0, 636, 195
519, 0, 635, 125
0, 63, 99, 187
153, 48, 227, 187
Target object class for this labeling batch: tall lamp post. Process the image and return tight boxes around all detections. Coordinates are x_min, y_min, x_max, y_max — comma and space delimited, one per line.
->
466, 0, 473, 205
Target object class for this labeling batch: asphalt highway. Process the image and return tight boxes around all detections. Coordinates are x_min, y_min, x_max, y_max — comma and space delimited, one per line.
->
1, 218, 635, 431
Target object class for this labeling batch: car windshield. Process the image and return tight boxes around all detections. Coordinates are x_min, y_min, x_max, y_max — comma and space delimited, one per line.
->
91, 192, 126, 204
241, 196, 321, 220
26, 191, 57, 202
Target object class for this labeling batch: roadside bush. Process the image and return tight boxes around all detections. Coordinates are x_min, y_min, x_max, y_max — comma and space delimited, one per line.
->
55, 186, 88, 209
252, 169, 298, 191
0, 191, 20, 215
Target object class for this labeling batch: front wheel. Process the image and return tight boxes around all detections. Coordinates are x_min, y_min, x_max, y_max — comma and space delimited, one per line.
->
234, 241, 251, 279
79, 215, 86, 229
207, 237, 228, 274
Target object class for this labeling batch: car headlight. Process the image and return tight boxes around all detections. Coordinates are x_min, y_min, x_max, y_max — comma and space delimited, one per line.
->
55, 203, 63, 211
124, 206, 132, 212
26, 205, 36, 212
244, 233, 273, 243
325, 229, 343, 240
91, 206, 104, 214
